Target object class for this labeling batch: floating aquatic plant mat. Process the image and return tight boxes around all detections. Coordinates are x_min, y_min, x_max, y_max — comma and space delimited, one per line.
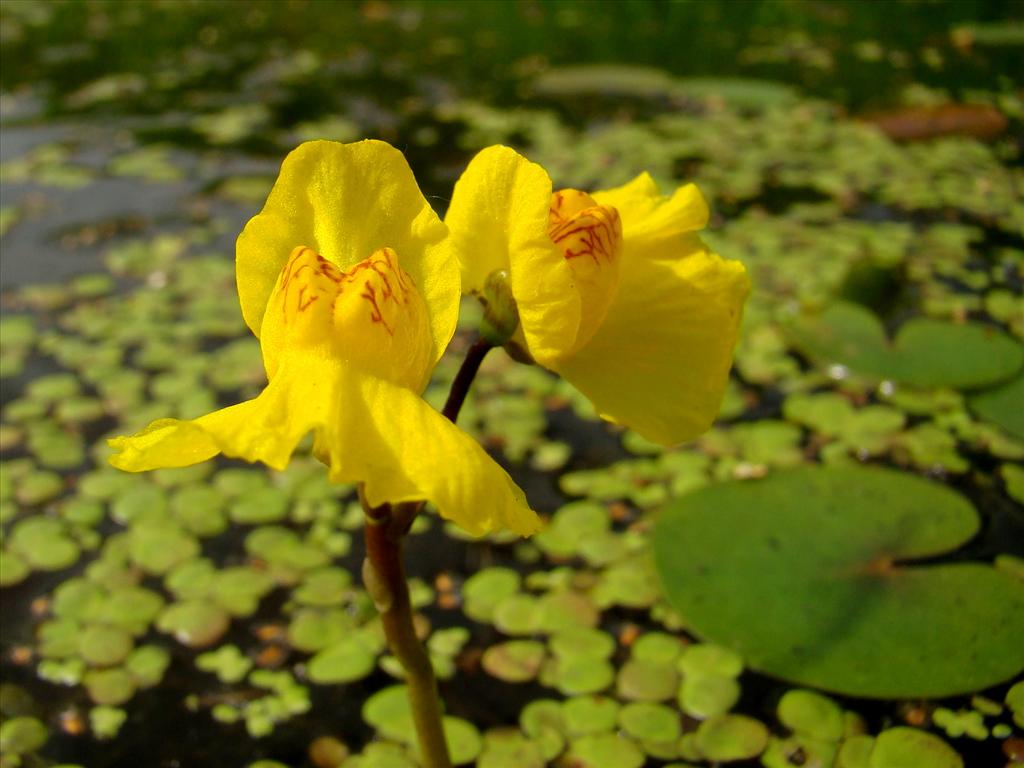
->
3, 7, 1024, 765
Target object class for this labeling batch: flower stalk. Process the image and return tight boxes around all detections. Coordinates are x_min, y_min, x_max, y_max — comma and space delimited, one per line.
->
442, 336, 494, 423
359, 334, 497, 768
361, 503, 451, 768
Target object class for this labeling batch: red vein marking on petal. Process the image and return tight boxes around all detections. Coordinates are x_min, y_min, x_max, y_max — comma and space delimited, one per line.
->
361, 280, 394, 336
550, 207, 622, 265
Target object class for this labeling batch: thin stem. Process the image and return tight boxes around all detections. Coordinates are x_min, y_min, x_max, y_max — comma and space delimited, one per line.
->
442, 336, 493, 423
357, 334, 497, 767
362, 512, 452, 768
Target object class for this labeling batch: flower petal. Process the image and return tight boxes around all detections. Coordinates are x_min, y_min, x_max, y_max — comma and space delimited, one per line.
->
548, 189, 623, 356
593, 173, 709, 248
236, 140, 457, 367
107, 418, 220, 471
553, 238, 750, 446
446, 146, 580, 364
109, 350, 540, 537
320, 370, 541, 537
107, 364, 319, 473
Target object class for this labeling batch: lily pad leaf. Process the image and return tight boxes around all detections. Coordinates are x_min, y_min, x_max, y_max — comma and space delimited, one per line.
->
653, 466, 1024, 697
969, 370, 1024, 441
788, 301, 1023, 389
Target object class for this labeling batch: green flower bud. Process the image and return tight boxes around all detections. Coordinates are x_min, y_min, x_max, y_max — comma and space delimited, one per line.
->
479, 269, 520, 346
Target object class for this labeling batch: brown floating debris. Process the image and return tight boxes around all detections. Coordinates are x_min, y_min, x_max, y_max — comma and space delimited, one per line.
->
865, 104, 1008, 142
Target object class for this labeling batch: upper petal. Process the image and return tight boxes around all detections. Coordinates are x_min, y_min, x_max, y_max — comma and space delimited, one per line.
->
445, 146, 581, 364
593, 173, 709, 248
236, 140, 458, 367
553, 235, 750, 446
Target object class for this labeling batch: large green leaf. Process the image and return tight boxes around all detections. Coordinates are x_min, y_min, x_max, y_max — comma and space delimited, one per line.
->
787, 302, 1023, 388
653, 466, 1024, 698
969, 370, 1024, 441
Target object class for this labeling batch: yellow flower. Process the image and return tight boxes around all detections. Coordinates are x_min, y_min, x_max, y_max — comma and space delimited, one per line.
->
108, 140, 539, 537
445, 146, 750, 446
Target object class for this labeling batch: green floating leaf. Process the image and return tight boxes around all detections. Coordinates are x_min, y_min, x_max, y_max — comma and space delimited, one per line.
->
245, 525, 330, 576
293, 566, 352, 607
566, 732, 644, 768
1006, 680, 1024, 729
616, 658, 678, 702
101, 586, 165, 634
561, 696, 619, 737
618, 702, 681, 743
307, 636, 377, 685
838, 735, 875, 768
171, 486, 227, 536
535, 590, 599, 633
79, 625, 134, 667
868, 727, 962, 768
969, 370, 1024, 441
38, 658, 85, 686
788, 301, 1024, 389
196, 645, 252, 684
427, 627, 470, 658
695, 714, 769, 762
784, 393, 904, 456
15, 471, 65, 506
932, 707, 987, 740
309, 736, 350, 768
0, 550, 29, 586
654, 466, 1024, 697
677, 643, 744, 679
520, 698, 564, 734
678, 673, 740, 720
156, 600, 230, 648
482, 641, 546, 683
362, 685, 414, 743
38, 618, 81, 658
549, 627, 616, 662
1, 684, 37, 719
9, 516, 80, 571
287, 608, 353, 653
492, 594, 539, 635
632, 633, 683, 665
90, 705, 127, 740
592, 557, 660, 610
543, 656, 615, 696
212, 566, 276, 617
84, 668, 136, 706
477, 728, 546, 768
129, 521, 199, 575
125, 645, 171, 688
229, 486, 289, 524
0, 716, 48, 754
762, 734, 837, 768
778, 689, 844, 742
